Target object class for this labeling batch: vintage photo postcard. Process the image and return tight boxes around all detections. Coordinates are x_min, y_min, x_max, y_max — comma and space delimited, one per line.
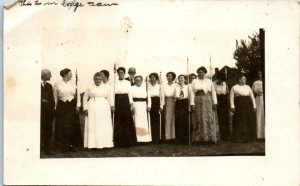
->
3, 0, 299, 185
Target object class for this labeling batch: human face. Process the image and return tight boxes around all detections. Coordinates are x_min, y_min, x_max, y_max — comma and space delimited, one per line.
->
135, 77, 143, 87
118, 70, 125, 80
66, 71, 72, 81
189, 75, 196, 84
100, 72, 107, 81
178, 76, 185, 85
167, 74, 173, 83
94, 75, 102, 86
150, 75, 157, 85
128, 68, 136, 78
197, 70, 205, 79
239, 76, 247, 85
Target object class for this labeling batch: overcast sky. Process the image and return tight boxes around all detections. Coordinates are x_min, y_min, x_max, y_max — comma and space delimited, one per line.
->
5, 0, 266, 92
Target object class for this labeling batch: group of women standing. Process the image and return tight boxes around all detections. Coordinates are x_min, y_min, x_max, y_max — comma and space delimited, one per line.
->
52, 66, 264, 151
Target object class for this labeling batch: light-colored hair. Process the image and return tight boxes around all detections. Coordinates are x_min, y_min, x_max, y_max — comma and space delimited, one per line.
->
41, 69, 51, 79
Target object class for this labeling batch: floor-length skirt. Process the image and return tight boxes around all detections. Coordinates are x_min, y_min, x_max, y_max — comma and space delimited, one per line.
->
192, 93, 219, 143
175, 99, 189, 144
84, 97, 113, 149
216, 95, 230, 141
256, 95, 265, 139
55, 99, 82, 149
164, 97, 175, 140
232, 96, 256, 142
114, 94, 137, 147
133, 99, 152, 142
150, 97, 160, 144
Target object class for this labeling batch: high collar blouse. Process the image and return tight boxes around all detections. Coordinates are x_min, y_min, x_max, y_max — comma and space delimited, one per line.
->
175, 84, 189, 100
132, 85, 151, 108
83, 83, 114, 110
160, 82, 177, 108
190, 78, 217, 105
230, 84, 256, 109
114, 79, 133, 104
148, 83, 160, 97
252, 80, 263, 95
213, 81, 228, 95
53, 80, 79, 107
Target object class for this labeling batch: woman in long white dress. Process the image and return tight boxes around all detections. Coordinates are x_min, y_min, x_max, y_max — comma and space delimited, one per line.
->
252, 71, 264, 139
83, 72, 114, 149
132, 75, 152, 142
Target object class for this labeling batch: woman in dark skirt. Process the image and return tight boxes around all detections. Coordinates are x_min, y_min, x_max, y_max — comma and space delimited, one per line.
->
230, 75, 257, 143
53, 68, 82, 151
175, 74, 190, 144
113, 67, 137, 147
213, 72, 230, 141
148, 73, 161, 144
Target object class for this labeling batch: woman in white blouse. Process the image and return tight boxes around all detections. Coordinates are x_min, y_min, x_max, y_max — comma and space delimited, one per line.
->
53, 68, 82, 152
148, 73, 161, 144
83, 72, 114, 149
113, 67, 137, 147
252, 71, 264, 139
230, 74, 257, 142
175, 74, 190, 144
160, 72, 177, 142
190, 66, 219, 144
132, 76, 152, 143
213, 72, 230, 141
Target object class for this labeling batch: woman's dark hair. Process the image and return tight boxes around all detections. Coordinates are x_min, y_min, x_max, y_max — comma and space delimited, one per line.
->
197, 66, 207, 74
117, 67, 126, 73
217, 72, 226, 81
94, 72, 102, 79
134, 75, 143, 81
60, 68, 71, 78
149, 72, 159, 80
166, 72, 176, 80
189, 73, 196, 79
100, 70, 109, 79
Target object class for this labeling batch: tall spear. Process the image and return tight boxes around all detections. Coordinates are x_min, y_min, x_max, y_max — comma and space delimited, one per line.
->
159, 71, 162, 140
145, 74, 152, 137
187, 57, 191, 146
112, 63, 117, 129
75, 67, 78, 105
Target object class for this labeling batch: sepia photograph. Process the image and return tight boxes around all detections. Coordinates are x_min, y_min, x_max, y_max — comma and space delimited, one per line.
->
3, 0, 299, 185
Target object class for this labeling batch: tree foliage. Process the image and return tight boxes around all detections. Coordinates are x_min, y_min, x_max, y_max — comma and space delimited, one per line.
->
233, 32, 263, 83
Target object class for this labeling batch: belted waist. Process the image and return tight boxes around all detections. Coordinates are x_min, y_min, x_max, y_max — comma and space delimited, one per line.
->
195, 90, 210, 96
133, 98, 147, 102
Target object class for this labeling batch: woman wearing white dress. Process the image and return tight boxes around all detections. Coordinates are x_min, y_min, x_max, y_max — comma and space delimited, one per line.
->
132, 75, 152, 142
160, 72, 177, 141
83, 72, 114, 149
252, 71, 264, 139
230, 74, 257, 142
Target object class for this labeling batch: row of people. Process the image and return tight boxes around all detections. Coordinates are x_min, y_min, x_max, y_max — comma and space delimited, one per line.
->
40, 67, 264, 154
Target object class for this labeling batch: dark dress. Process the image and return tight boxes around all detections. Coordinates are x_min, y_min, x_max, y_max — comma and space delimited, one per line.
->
175, 99, 189, 144
150, 97, 160, 144
232, 96, 256, 142
216, 94, 230, 141
114, 94, 137, 147
41, 82, 55, 153
230, 85, 256, 142
55, 99, 83, 150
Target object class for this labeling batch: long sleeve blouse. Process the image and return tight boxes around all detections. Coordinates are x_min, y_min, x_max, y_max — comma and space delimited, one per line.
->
114, 79, 133, 104
83, 83, 114, 110
230, 84, 256, 109
132, 85, 151, 108
190, 78, 217, 105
